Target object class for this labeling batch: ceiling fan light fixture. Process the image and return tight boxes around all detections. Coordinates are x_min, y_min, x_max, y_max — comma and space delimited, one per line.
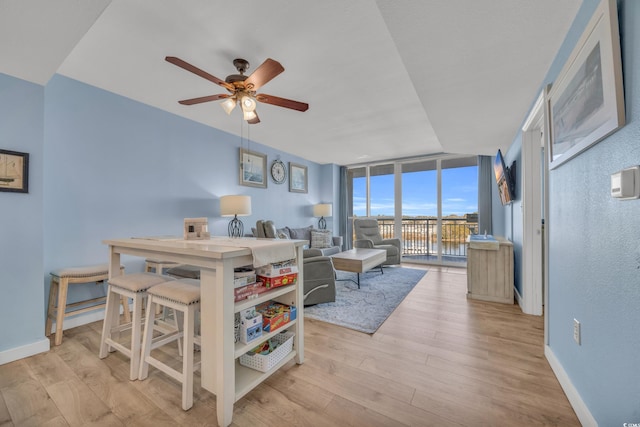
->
167, 57, 308, 123
243, 110, 257, 121
220, 97, 237, 115
240, 94, 257, 112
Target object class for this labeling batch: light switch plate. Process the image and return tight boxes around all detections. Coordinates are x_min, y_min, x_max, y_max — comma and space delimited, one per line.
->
611, 166, 640, 200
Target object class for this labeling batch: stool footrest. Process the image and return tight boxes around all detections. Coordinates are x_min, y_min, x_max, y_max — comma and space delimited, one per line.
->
50, 296, 107, 318
102, 339, 130, 358
109, 321, 134, 335
151, 331, 183, 349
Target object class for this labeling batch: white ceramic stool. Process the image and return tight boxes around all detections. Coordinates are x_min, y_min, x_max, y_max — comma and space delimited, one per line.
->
138, 278, 201, 411
46, 264, 126, 346
99, 272, 175, 380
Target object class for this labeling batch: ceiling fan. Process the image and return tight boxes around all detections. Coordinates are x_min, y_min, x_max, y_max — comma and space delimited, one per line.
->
165, 56, 309, 124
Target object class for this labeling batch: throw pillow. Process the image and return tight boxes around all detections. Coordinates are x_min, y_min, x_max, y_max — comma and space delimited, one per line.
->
288, 225, 312, 241
263, 220, 277, 238
310, 229, 332, 249
276, 227, 291, 239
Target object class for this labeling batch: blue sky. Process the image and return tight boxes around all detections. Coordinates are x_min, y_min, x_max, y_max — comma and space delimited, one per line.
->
353, 166, 478, 217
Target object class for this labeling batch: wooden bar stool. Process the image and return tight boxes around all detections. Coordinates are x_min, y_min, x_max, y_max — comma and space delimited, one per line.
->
146, 259, 186, 343
46, 264, 126, 346
138, 278, 201, 411
99, 272, 175, 380
145, 258, 181, 275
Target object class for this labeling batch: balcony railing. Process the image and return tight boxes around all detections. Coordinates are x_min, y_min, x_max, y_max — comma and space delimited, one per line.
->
367, 216, 479, 261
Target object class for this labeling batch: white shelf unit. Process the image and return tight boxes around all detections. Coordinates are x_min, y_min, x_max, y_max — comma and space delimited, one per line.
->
233, 277, 300, 402
104, 237, 306, 426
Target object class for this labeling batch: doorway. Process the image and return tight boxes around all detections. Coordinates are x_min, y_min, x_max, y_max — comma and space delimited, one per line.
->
520, 91, 546, 316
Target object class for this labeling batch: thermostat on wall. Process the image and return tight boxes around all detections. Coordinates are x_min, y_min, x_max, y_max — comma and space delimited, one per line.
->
611, 166, 640, 200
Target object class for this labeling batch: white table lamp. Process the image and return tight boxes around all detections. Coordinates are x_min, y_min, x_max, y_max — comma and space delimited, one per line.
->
221, 195, 251, 237
313, 203, 332, 229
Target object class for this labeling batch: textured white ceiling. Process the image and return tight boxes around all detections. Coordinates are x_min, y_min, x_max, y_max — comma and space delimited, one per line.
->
0, 0, 581, 165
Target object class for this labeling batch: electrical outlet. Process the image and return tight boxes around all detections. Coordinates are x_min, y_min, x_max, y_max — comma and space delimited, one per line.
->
573, 319, 581, 345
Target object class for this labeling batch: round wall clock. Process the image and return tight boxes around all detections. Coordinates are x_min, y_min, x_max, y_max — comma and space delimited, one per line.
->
270, 159, 287, 184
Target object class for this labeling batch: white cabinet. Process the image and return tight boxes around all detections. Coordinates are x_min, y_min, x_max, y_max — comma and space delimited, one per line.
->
234, 283, 299, 400
466, 236, 514, 304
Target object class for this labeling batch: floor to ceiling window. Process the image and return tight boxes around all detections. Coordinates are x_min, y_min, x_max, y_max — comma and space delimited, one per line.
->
402, 159, 438, 258
348, 155, 478, 265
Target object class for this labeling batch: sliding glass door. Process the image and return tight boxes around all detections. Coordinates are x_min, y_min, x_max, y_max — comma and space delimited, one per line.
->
348, 155, 478, 265
401, 160, 437, 260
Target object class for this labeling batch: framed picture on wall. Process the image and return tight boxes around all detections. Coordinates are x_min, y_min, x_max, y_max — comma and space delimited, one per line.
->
0, 149, 29, 193
289, 162, 307, 193
548, 0, 624, 170
239, 148, 267, 188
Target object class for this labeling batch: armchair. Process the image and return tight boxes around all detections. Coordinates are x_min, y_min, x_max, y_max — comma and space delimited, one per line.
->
253, 220, 337, 305
302, 248, 336, 305
353, 218, 401, 265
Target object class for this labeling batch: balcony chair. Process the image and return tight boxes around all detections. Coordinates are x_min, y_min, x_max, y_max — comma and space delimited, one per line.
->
353, 218, 401, 265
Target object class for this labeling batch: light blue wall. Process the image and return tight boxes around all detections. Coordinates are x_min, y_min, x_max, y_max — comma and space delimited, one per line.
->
42, 74, 330, 307
491, 145, 523, 295
316, 163, 342, 235
0, 72, 334, 359
0, 73, 45, 351
500, 0, 640, 423
546, 0, 640, 423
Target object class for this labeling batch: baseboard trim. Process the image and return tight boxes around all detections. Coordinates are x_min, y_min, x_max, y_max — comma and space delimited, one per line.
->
515, 287, 524, 310
48, 301, 133, 335
2, 304, 127, 366
545, 345, 597, 427
0, 338, 50, 366
48, 308, 107, 334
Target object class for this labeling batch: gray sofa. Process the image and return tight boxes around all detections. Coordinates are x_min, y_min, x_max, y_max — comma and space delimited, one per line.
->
253, 220, 343, 256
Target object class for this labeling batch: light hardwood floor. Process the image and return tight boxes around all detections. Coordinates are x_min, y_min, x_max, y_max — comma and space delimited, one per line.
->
0, 265, 579, 426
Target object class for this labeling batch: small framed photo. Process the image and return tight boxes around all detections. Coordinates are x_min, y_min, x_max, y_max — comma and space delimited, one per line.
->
289, 162, 308, 193
239, 148, 267, 188
0, 149, 29, 193
183, 217, 210, 240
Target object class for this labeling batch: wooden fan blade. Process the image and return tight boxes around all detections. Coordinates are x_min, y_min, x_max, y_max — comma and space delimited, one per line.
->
247, 111, 260, 125
244, 58, 284, 91
256, 93, 309, 112
166, 56, 235, 91
178, 94, 230, 105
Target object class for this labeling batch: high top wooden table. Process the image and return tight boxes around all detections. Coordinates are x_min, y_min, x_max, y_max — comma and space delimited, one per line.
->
330, 248, 387, 288
103, 237, 306, 426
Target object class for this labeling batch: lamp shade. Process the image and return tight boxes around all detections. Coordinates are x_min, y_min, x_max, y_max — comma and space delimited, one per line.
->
240, 94, 257, 112
220, 195, 251, 217
313, 203, 332, 218
220, 97, 237, 115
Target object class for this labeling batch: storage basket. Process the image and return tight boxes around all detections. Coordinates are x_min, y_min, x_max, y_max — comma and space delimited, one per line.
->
239, 331, 294, 372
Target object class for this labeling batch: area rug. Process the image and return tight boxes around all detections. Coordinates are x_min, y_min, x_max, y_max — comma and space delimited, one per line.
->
304, 267, 427, 334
